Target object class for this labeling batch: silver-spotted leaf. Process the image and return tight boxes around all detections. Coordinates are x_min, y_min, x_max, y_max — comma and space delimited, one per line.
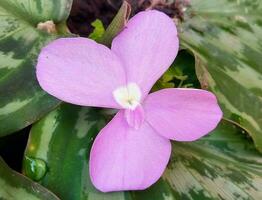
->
0, 157, 59, 200
0, 0, 73, 136
23, 104, 262, 199
178, 0, 262, 152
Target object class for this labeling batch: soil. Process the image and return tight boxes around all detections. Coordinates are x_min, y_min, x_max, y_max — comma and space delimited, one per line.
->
67, 0, 187, 37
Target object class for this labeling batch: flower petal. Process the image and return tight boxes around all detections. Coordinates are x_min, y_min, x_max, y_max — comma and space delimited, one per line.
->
36, 37, 126, 108
144, 88, 223, 141
89, 111, 171, 192
111, 10, 179, 98
124, 105, 145, 129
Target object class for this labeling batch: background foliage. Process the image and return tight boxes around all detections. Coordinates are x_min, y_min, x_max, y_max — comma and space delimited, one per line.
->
0, 0, 261, 199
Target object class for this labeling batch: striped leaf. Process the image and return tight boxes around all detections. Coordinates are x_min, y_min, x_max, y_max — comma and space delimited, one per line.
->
0, 0, 73, 136
0, 157, 59, 200
178, 0, 262, 152
23, 104, 262, 199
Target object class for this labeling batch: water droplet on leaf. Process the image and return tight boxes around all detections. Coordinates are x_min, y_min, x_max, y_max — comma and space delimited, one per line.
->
23, 156, 47, 181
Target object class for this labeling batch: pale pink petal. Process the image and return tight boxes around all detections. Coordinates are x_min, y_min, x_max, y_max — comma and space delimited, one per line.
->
144, 88, 223, 141
111, 10, 179, 99
124, 105, 145, 129
89, 111, 171, 192
36, 37, 126, 108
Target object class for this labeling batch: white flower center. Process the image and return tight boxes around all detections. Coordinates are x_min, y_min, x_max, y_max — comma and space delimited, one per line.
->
113, 83, 141, 110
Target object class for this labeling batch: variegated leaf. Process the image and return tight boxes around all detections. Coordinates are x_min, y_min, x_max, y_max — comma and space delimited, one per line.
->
0, 157, 60, 200
178, 0, 262, 152
0, 0, 73, 136
23, 104, 262, 199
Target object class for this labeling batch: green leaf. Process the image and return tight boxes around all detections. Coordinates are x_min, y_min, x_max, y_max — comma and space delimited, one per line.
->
0, 157, 60, 200
23, 104, 123, 199
23, 104, 262, 199
133, 120, 262, 200
0, 0, 73, 137
152, 50, 200, 92
99, 1, 131, 47
179, 0, 262, 152
88, 20, 105, 41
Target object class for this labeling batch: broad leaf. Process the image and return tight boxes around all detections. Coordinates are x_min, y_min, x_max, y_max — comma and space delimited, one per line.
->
0, 0, 73, 136
136, 120, 262, 199
23, 104, 121, 199
23, 104, 262, 199
178, 0, 262, 151
0, 157, 59, 200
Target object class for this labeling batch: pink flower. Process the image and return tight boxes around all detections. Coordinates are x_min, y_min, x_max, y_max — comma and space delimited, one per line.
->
36, 10, 222, 192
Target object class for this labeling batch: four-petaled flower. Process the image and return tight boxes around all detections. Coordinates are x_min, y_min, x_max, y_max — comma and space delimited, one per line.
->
36, 10, 222, 192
